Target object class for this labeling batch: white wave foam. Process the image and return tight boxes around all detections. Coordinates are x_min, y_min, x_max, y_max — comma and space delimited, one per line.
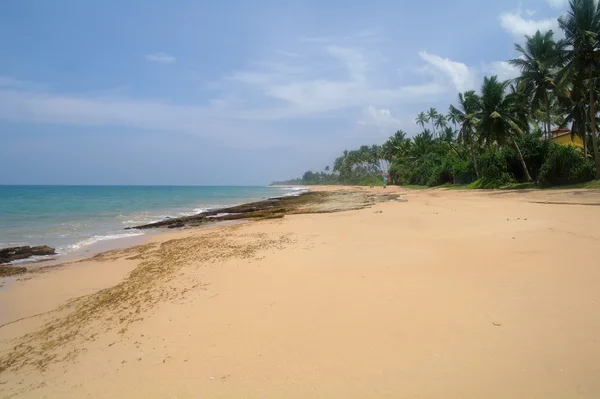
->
207, 212, 232, 218
65, 231, 145, 252
268, 187, 309, 200
8, 255, 56, 265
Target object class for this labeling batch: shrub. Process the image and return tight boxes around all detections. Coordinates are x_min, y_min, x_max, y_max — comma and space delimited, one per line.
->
451, 158, 475, 185
359, 175, 385, 186
537, 144, 595, 187
472, 149, 513, 188
389, 159, 413, 185
409, 153, 446, 187
502, 134, 550, 182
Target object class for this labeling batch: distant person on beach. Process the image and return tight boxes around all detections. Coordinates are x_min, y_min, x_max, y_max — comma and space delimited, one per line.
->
383, 176, 387, 188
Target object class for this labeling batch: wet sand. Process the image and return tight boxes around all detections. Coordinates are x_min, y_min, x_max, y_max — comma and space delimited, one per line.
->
1, 186, 600, 398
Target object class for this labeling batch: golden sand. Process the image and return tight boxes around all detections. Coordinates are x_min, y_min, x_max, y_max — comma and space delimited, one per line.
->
1, 187, 599, 398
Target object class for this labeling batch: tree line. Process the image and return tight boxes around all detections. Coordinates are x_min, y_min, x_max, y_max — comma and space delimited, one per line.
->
273, 0, 600, 189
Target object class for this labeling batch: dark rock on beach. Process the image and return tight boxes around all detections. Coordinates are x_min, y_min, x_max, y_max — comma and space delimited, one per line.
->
0, 245, 57, 265
0, 265, 27, 278
127, 190, 404, 231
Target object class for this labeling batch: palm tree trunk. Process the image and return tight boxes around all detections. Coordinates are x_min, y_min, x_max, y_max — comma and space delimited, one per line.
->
471, 147, 480, 179
582, 118, 588, 158
589, 81, 600, 178
545, 92, 552, 141
511, 137, 532, 182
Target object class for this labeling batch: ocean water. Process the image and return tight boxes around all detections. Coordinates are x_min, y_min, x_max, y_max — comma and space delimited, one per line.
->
0, 185, 303, 262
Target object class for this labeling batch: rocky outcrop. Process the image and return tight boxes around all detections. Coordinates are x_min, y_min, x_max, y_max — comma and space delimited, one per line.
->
127, 190, 403, 230
0, 245, 56, 265
0, 266, 27, 277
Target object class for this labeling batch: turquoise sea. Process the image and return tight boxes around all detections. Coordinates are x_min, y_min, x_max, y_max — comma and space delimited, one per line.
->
0, 186, 303, 263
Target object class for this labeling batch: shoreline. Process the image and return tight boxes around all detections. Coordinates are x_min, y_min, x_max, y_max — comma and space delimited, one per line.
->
1, 186, 600, 398
0, 186, 310, 272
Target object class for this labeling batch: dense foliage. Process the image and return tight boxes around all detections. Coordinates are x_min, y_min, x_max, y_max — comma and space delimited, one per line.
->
274, 0, 600, 189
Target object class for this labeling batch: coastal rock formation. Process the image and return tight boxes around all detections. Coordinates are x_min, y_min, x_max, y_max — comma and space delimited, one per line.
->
0, 265, 27, 277
0, 245, 56, 265
128, 190, 404, 230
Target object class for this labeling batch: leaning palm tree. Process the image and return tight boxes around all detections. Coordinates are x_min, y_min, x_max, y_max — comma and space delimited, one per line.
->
559, 0, 600, 177
508, 80, 534, 134
450, 91, 482, 177
478, 76, 533, 181
415, 112, 428, 129
427, 108, 439, 134
510, 30, 566, 140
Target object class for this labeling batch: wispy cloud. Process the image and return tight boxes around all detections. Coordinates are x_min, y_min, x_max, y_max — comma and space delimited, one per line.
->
144, 52, 176, 63
0, 75, 47, 90
547, 0, 569, 9
227, 40, 447, 120
418, 51, 477, 92
278, 51, 300, 58
499, 10, 559, 38
359, 105, 403, 133
484, 61, 521, 81
0, 31, 521, 145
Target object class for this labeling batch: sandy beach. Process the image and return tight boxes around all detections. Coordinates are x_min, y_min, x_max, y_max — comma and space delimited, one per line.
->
1, 186, 600, 398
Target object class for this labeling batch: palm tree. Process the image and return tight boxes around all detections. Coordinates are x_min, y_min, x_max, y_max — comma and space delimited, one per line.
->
434, 114, 448, 135
509, 30, 565, 141
427, 108, 439, 134
559, 0, 600, 177
508, 80, 534, 134
411, 130, 435, 159
415, 112, 428, 129
450, 91, 481, 177
560, 71, 591, 155
447, 107, 459, 133
441, 126, 455, 143
478, 76, 533, 181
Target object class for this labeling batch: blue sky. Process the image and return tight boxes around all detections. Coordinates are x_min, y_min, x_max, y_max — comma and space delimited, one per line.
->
0, 0, 570, 185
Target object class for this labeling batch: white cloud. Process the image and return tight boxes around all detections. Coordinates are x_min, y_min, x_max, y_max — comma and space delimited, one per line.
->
547, 0, 569, 8
360, 105, 403, 133
418, 51, 477, 92
0, 88, 294, 149
278, 51, 300, 58
326, 45, 368, 84
484, 61, 522, 81
499, 11, 558, 37
0, 30, 524, 147
227, 44, 445, 119
144, 52, 176, 63
0, 76, 47, 90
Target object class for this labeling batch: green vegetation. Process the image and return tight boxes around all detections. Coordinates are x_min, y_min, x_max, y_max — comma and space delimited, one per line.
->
274, 0, 600, 190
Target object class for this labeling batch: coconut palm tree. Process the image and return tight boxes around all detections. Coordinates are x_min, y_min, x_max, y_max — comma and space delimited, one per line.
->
509, 30, 566, 141
434, 114, 448, 136
450, 91, 482, 177
508, 80, 534, 134
559, 0, 600, 177
427, 108, 439, 134
478, 76, 533, 181
411, 130, 435, 159
447, 107, 459, 133
415, 112, 428, 129
560, 70, 591, 155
